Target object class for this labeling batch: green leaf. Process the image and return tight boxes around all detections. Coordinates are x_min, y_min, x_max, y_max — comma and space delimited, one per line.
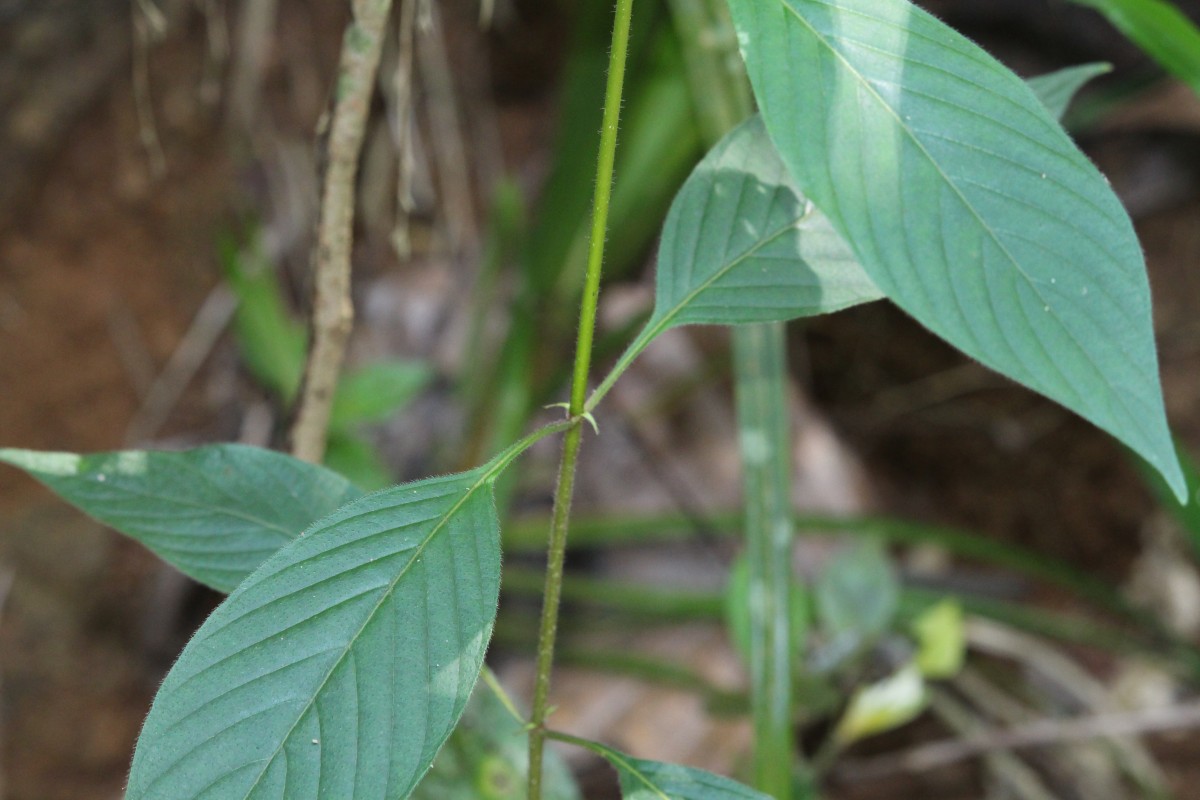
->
125, 464, 506, 800
728, 0, 1186, 500
649, 114, 882, 331
577, 738, 771, 799
324, 432, 394, 492
220, 236, 307, 402
815, 540, 899, 642
833, 663, 927, 745
1137, 439, 1200, 559
0, 445, 361, 593
414, 683, 581, 800
1027, 63, 1112, 119
910, 598, 965, 679
330, 361, 432, 430
1069, 0, 1200, 97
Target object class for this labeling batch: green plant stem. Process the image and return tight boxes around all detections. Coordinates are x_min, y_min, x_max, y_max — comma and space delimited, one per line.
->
527, 0, 635, 797
734, 322, 797, 798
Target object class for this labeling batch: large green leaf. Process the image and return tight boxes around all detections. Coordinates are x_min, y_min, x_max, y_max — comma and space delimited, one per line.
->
575, 738, 770, 799
728, 0, 1186, 500
125, 465, 505, 800
1069, 0, 1200, 97
0, 445, 361, 593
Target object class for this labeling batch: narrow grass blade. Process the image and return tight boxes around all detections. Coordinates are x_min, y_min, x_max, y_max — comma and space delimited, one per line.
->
1070, 0, 1200, 96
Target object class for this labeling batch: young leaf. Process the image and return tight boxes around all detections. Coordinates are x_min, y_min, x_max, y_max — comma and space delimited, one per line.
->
910, 599, 965, 679
1069, 0, 1200, 96
1027, 62, 1112, 119
833, 663, 927, 745
125, 465, 506, 800
573, 737, 771, 799
221, 236, 307, 402
0, 445, 361, 593
728, 0, 1186, 500
815, 540, 899, 643
649, 114, 882, 332
330, 360, 433, 430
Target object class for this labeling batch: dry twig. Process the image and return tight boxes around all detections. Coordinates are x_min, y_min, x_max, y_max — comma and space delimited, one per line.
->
125, 286, 237, 445
840, 700, 1200, 781
290, 0, 394, 462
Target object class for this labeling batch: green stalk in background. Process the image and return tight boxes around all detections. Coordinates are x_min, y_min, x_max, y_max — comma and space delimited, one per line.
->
669, 0, 798, 794
734, 323, 798, 798
527, 0, 635, 797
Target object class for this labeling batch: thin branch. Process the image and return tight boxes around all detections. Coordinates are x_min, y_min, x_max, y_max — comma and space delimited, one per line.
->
290, 0, 393, 462
125, 286, 237, 444
839, 700, 1200, 781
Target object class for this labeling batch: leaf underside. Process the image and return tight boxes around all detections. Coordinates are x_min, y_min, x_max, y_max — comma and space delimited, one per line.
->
0, 445, 361, 593
728, 0, 1185, 498
125, 467, 502, 800
639, 61, 1110, 342
650, 114, 883, 332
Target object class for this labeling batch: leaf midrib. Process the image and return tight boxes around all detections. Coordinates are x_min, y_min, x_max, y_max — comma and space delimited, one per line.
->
768, 0, 1154, 442
654, 208, 813, 333
138, 467, 494, 799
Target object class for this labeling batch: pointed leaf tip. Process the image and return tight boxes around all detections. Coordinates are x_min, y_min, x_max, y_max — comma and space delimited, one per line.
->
729, 0, 1184, 500
0, 444, 362, 593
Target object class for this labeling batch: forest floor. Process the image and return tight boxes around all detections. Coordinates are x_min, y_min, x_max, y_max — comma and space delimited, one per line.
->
1, 1, 1199, 799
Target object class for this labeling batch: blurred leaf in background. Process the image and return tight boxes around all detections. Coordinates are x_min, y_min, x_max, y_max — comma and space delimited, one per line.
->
220, 229, 431, 489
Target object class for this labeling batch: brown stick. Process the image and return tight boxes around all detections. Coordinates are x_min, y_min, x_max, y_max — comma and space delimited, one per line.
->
290, 0, 394, 462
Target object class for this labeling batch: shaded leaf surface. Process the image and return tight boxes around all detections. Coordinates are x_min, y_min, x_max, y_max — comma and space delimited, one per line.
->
729, 0, 1185, 498
1027, 62, 1112, 119
650, 114, 882, 331
0, 445, 361, 593
125, 466, 504, 800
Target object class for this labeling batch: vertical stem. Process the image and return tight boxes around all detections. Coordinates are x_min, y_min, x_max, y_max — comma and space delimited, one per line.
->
669, 0, 799, 791
527, 0, 635, 797
734, 323, 796, 799
290, 0, 392, 463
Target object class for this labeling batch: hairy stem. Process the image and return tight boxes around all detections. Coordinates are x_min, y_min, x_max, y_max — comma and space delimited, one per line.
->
290, 0, 391, 462
527, 0, 635, 795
